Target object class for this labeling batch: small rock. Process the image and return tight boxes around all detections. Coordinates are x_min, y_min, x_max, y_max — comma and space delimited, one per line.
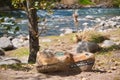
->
85, 15, 94, 20
64, 28, 73, 34
81, 77, 87, 80
101, 40, 116, 48
115, 61, 120, 66
60, 33, 65, 36
41, 39, 52, 42
0, 48, 5, 56
111, 67, 117, 70
107, 70, 112, 73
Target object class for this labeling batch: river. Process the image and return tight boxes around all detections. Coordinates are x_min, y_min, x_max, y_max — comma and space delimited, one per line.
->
0, 8, 120, 36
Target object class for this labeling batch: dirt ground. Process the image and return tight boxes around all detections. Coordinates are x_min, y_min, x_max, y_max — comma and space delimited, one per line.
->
0, 63, 120, 80
0, 48, 120, 80
0, 30, 120, 80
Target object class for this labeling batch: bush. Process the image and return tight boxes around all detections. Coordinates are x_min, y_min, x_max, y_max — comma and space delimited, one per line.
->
76, 30, 107, 43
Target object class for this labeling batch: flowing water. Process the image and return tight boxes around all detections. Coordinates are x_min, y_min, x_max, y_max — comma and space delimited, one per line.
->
0, 8, 120, 36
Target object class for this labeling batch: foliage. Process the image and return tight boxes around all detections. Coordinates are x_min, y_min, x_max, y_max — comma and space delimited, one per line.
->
0, 17, 19, 36
112, 0, 120, 7
78, 0, 94, 5
0, 63, 32, 71
11, 0, 59, 10
0, 0, 12, 7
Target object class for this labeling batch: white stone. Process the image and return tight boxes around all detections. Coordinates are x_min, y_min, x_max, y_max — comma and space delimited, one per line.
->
101, 40, 116, 47
85, 15, 94, 19
41, 39, 51, 42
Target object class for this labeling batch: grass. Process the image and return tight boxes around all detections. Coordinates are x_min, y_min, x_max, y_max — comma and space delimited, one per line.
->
96, 45, 120, 55
76, 30, 107, 43
39, 33, 76, 49
8, 47, 29, 58
0, 63, 32, 71
103, 29, 120, 42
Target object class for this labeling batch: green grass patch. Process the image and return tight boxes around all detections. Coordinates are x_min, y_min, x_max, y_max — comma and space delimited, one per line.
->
0, 63, 32, 71
9, 47, 29, 58
96, 45, 120, 55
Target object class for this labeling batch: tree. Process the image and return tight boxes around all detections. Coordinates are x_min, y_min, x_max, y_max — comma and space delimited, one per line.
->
12, 0, 58, 63
11, 0, 92, 63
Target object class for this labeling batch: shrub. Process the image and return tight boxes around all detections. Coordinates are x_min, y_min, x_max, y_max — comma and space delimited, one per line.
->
76, 30, 107, 43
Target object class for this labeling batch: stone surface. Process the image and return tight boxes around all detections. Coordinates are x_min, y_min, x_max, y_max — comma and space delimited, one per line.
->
0, 37, 14, 50
0, 48, 5, 56
12, 38, 29, 48
76, 41, 100, 53
0, 56, 21, 65
85, 15, 94, 20
101, 40, 115, 47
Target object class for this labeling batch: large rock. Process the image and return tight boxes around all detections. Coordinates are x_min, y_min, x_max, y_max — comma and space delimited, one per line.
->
0, 37, 14, 50
12, 38, 29, 48
0, 56, 21, 65
36, 50, 95, 73
76, 41, 100, 53
0, 48, 5, 56
101, 40, 116, 48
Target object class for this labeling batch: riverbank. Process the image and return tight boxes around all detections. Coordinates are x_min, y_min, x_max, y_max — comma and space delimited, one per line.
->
0, 8, 120, 80
0, 28, 120, 80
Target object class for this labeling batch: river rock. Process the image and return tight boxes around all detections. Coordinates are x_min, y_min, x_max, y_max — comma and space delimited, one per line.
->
0, 56, 21, 65
64, 28, 73, 34
76, 41, 100, 53
95, 18, 101, 22
85, 15, 94, 20
0, 48, 5, 56
101, 40, 116, 47
0, 37, 14, 50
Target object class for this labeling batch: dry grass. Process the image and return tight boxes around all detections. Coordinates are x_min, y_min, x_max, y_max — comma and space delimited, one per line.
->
73, 30, 108, 43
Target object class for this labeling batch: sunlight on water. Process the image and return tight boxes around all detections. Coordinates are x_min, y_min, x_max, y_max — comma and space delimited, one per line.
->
0, 8, 120, 36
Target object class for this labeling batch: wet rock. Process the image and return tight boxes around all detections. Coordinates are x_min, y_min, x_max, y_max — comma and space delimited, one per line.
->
0, 56, 21, 65
101, 40, 115, 48
0, 37, 14, 50
0, 48, 5, 56
76, 41, 100, 53
95, 18, 101, 22
96, 16, 120, 31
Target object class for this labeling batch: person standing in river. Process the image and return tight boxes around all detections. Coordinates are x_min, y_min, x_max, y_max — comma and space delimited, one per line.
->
72, 9, 79, 32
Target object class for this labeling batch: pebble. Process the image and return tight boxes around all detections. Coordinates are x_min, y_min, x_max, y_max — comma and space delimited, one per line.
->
111, 66, 117, 70
107, 70, 112, 73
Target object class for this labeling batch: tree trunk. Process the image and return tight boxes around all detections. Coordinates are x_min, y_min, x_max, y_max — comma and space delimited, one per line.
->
27, 0, 39, 63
